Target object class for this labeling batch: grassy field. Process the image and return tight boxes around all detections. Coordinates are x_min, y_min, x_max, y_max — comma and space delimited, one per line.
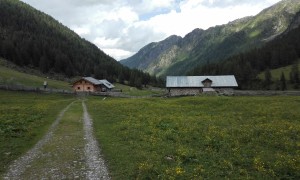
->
114, 83, 165, 96
87, 96, 300, 179
0, 63, 72, 90
0, 90, 75, 175
258, 62, 300, 81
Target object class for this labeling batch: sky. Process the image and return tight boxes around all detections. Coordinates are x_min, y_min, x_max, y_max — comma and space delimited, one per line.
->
21, 0, 281, 60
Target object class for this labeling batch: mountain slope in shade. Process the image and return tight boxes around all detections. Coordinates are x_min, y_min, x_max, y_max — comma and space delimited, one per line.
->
120, 35, 182, 71
120, 0, 300, 77
0, 0, 158, 87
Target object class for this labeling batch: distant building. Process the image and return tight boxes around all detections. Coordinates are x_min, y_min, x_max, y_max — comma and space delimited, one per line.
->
166, 76, 238, 96
98, 79, 115, 92
72, 77, 115, 92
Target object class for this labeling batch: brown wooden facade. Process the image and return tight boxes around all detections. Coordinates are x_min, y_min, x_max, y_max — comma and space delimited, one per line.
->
73, 80, 99, 92
72, 77, 114, 92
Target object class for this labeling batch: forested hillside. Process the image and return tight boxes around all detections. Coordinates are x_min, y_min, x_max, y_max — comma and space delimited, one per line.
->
189, 19, 300, 90
0, 0, 161, 87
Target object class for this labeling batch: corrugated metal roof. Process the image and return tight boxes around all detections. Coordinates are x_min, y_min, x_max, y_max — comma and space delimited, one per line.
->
83, 77, 102, 85
166, 76, 238, 87
99, 79, 115, 89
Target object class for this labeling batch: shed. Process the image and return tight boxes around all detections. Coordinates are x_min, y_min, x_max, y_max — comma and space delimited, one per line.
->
166, 75, 238, 96
99, 79, 115, 91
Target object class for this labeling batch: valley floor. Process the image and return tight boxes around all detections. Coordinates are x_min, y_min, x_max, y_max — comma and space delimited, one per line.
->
1, 91, 300, 179
87, 96, 300, 179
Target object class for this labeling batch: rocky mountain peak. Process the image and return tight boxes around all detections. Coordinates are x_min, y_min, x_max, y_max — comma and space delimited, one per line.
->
121, 0, 300, 77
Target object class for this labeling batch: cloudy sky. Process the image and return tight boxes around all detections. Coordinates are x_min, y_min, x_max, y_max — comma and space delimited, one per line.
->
21, 0, 281, 60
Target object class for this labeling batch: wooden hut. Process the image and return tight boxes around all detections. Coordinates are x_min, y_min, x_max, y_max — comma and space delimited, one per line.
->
72, 77, 115, 92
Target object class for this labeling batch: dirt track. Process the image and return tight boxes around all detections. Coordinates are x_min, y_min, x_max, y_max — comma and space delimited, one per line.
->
4, 101, 110, 180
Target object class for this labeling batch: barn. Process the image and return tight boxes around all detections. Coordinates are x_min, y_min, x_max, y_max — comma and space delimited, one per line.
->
166, 75, 238, 96
72, 77, 115, 92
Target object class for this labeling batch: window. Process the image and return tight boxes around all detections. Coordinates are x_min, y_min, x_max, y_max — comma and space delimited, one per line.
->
77, 87, 80, 90
87, 87, 91, 90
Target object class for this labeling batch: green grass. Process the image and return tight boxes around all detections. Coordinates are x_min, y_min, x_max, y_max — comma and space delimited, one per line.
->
0, 90, 75, 175
114, 83, 165, 96
249, 29, 261, 38
258, 63, 300, 90
0, 64, 72, 90
258, 64, 299, 81
87, 96, 300, 179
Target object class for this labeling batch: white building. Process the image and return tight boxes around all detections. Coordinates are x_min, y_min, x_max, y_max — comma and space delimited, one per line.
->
166, 75, 238, 96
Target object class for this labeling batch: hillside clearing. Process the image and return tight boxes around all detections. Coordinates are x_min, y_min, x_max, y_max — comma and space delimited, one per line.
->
0, 62, 72, 90
258, 62, 300, 81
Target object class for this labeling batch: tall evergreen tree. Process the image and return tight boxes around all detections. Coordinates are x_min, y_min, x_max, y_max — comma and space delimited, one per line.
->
289, 62, 299, 89
280, 72, 287, 91
264, 68, 272, 90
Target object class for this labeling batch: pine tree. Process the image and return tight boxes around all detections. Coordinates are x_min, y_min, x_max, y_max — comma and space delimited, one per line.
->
264, 68, 272, 90
39, 55, 48, 73
118, 72, 125, 84
280, 72, 287, 91
289, 62, 299, 89
275, 79, 281, 90
135, 77, 142, 89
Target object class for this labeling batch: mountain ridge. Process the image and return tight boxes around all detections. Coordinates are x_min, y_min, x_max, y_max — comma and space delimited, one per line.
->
120, 0, 300, 77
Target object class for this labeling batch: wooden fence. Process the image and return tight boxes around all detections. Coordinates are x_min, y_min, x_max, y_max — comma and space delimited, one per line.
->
1, 84, 299, 97
0, 84, 73, 94
234, 90, 300, 96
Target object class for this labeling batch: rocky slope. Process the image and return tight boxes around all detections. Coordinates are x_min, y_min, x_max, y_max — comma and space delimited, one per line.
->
120, 0, 300, 77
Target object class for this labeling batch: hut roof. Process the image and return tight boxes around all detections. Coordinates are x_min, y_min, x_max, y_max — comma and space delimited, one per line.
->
73, 77, 114, 89
83, 77, 102, 85
166, 76, 238, 88
99, 79, 115, 89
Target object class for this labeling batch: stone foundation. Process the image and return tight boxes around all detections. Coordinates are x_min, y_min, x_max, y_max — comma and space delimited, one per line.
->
168, 88, 202, 96
168, 88, 235, 96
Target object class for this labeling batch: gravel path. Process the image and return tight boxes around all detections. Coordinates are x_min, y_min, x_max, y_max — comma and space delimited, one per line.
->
82, 101, 110, 180
3, 101, 110, 179
3, 101, 74, 180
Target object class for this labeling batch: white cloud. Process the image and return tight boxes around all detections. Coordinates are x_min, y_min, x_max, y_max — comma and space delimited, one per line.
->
20, 0, 281, 60
94, 37, 120, 48
103, 48, 134, 60
72, 26, 91, 36
139, 0, 175, 12
103, 7, 139, 23
139, 2, 270, 37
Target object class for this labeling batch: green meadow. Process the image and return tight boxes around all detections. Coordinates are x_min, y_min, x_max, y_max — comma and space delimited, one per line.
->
114, 83, 165, 97
0, 90, 74, 175
0, 60, 72, 90
258, 64, 295, 81
1, 90, 299, 179
87, 96, 300, 179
